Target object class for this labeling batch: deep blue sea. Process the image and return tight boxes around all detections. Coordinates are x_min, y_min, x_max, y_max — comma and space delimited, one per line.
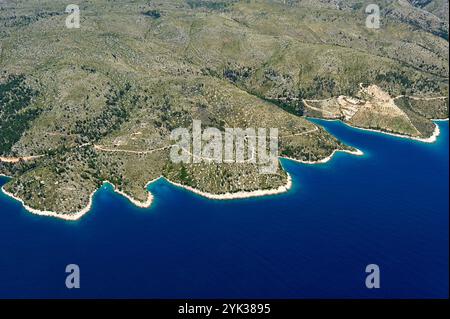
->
0, 120, 448, 299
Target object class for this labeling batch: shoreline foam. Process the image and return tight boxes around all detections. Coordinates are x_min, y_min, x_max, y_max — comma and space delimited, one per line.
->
0, 174, 293, 220
432, 118, 449, 122
1, 186, 94, 221
0, 164, 296, 220
162, 174, 292, 200
0, 181, 154, 221
281, 148, 364, 165
346, 122, 441, 143
105, 181, 153, 209
307, 116, 443, 143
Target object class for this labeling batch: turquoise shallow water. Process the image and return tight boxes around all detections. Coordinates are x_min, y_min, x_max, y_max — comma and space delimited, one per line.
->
0, 120, 448, 298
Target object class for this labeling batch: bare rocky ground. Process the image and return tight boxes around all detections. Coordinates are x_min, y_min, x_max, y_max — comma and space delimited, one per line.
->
303, 84, 448, 137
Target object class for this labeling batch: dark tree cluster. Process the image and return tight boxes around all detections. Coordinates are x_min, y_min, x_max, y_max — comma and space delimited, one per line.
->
0, 75, 40, 155
142, 10, 161, 19
186, 0, 235, 11
72, 83, 135, 141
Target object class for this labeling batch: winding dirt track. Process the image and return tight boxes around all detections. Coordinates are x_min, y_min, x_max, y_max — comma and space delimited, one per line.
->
93, 144, 170, 155
0, 126, 320, 164
0, 155, 43, 163
3, 91, 444, 164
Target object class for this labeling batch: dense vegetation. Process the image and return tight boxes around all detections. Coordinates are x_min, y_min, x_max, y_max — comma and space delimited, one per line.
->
0, 75, 39, 155
72, 83, 138, 142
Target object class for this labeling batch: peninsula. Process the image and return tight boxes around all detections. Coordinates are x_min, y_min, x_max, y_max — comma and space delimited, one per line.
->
0, 0, 448, 219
